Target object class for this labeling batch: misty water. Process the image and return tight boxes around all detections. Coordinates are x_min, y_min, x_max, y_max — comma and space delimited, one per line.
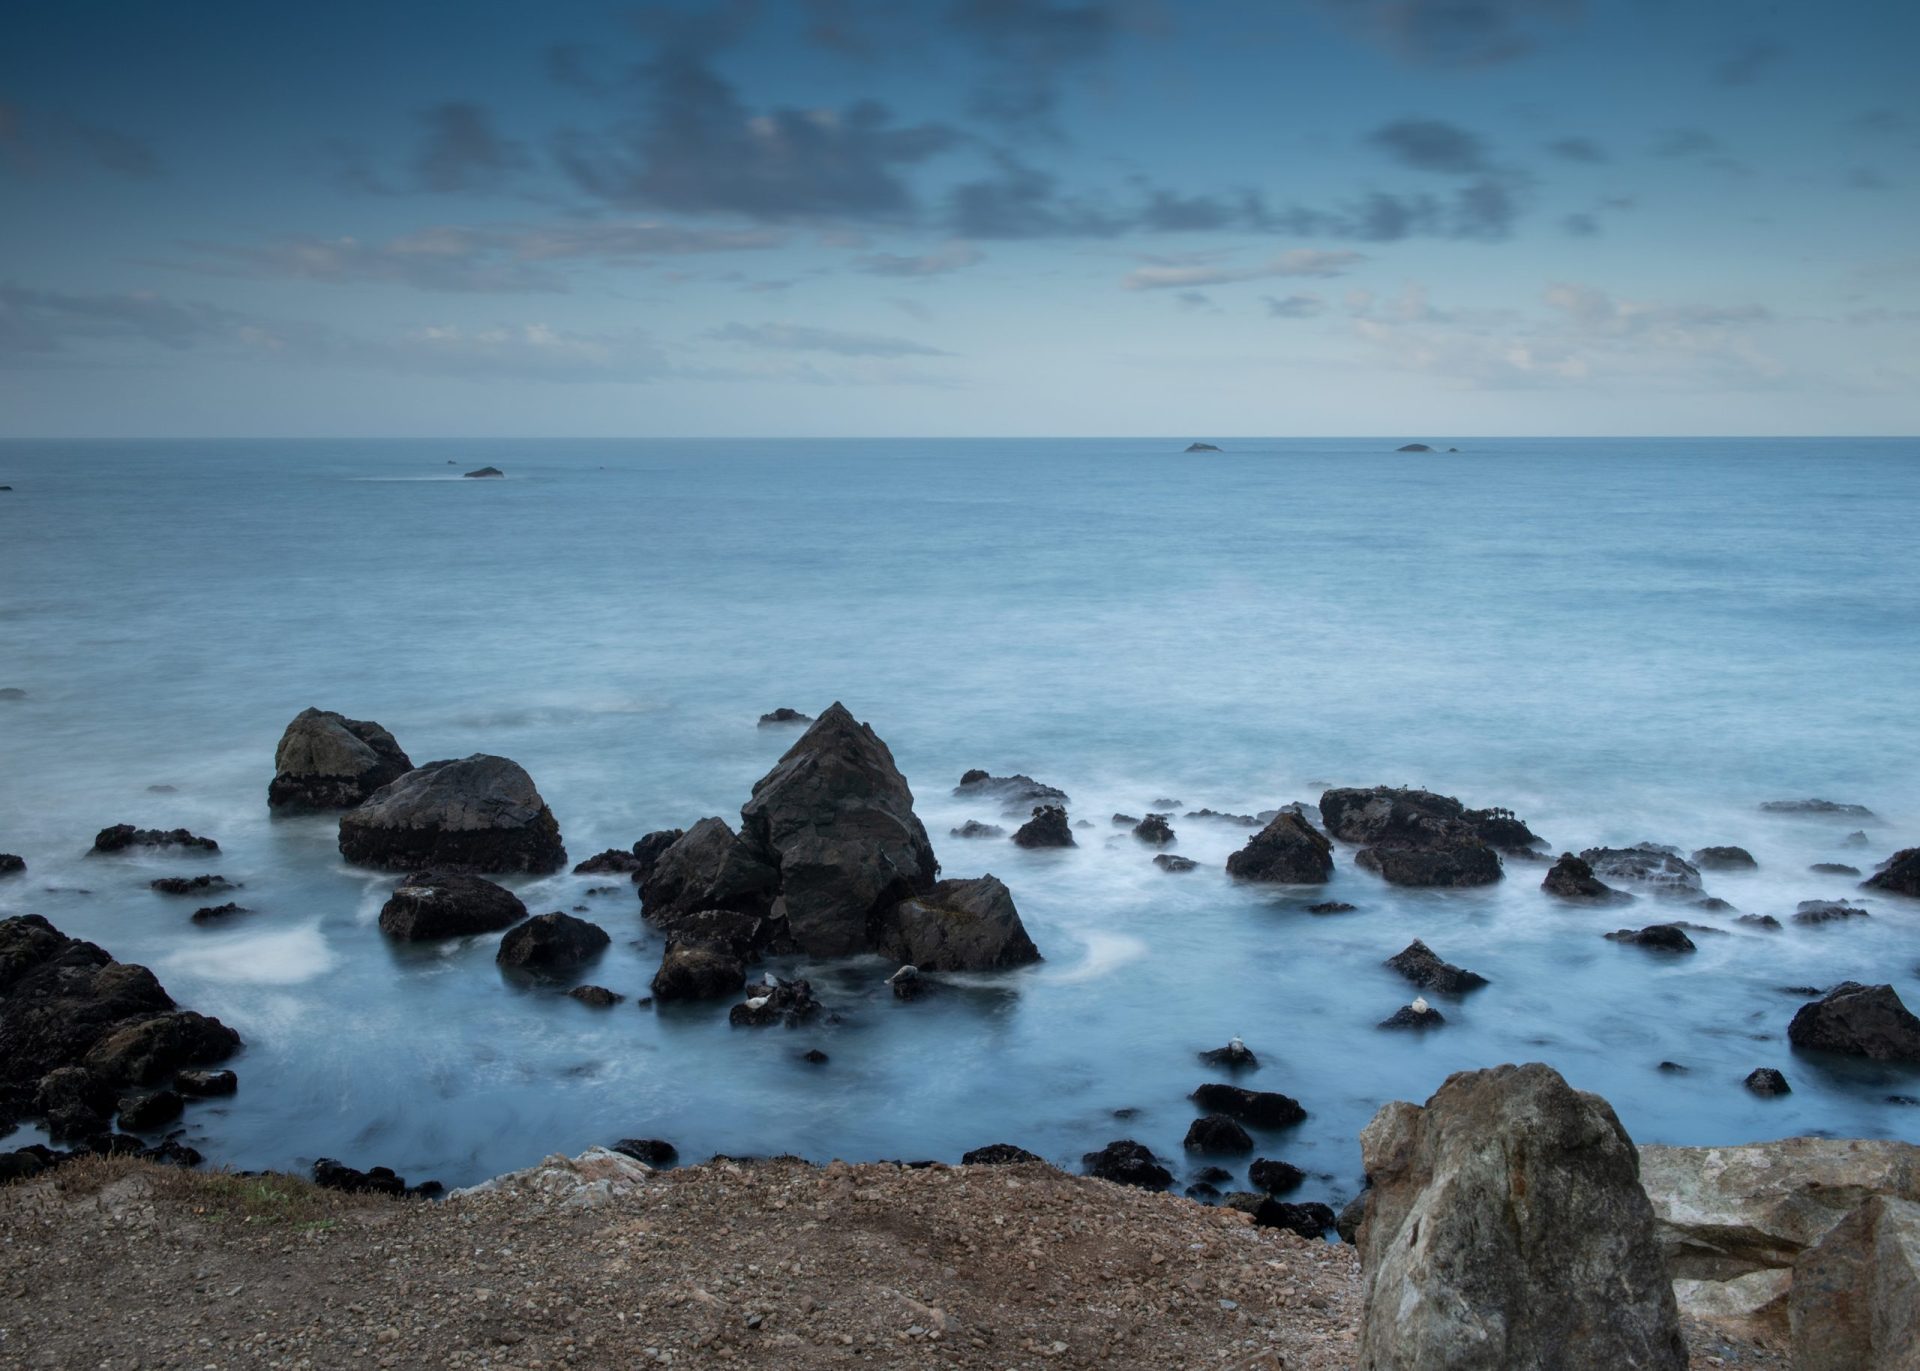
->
2, 437, 1917, 1197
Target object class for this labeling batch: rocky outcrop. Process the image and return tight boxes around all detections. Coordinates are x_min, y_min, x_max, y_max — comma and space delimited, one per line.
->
1788, 982, 1920, 1062
1761, 798, 1875, 817
1081, 1139, 1172, 1190
496, 912, 608, 970
149, 874, 235, 896
729, 976, 821, 1028
1189, 1083, 1306, 1128
874, 875, 1041, 972
1320, 787, 1504, 887
1379, 998, 1446, 1029
1154, 854, 1197, 872
638, 818, 780, 933
758, 708, 813, 727
1792, 899, 1870, 925
1185, 442, 1221, 452
1790, 1194, 1920, 1370
1605, 924, 1697, 953
91, 825, 218, 855
1864, 847, 1920, 897
1183, 1114, 1254, 1153
650, 942, 746, 1001
339, 755, 565, 874
1639, 1137, 1920, 1339
1132, 814, 1175, 846
1357, 1063, 1686, 1370
0, 854, 23, 876
954, 771, 1068, 814
948, 820, 1004, 839
1384, 940, 1486, 994
963, 1143, 1042, 1166
1225, 810, 1333, 883
1011, 805, 1074, 849
572, 848, 643, 875
1249, 1158, 1304, 1194
1199, 1038, 1258, 1069
463, 466, 504, 479
378, 872, 526, 940
267, 708, 412, 811
629, 829, 684, 885
1541, 852, 1631, 902
454, 1147, 657, 1210
1691, 846, 1757, 871
1578, 846, 1702, 895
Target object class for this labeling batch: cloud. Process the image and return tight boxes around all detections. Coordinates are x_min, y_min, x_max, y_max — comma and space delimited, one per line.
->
0, 283, 238, 354
1122, 248, 1366, 290
1368, 118, 1489, 174
1649, 127, 1747, 175
1264, 293, 1326, 318
1174, 289, 1213, 310
0, 102, 161, 179
1545, 136, 1607, 163
851, 241, 985, 276
946, 0, 1126, 131
1562, 212, 1597, 236
946, 153, 1127, 237
1846, 167, 1888, 191
412, 103, 529, 192
707, 320, 951, 356
1714, 39, 1782, 87
1319, 0, 1582, 67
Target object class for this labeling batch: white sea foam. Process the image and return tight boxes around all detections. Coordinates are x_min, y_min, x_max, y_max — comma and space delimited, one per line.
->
1043, 930, 1149, 984
161, 924, 337, 985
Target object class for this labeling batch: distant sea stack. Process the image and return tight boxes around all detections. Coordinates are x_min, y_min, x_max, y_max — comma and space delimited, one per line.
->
464, 466, 504, 479
1396, 443, 1433, 452
1185, 442, 1221, 452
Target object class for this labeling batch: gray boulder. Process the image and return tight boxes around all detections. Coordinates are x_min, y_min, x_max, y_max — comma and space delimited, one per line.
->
1788, 982, 1920, 1062
875, 875, 1041, 971
638, 817, 779, 932
495, 912, 608, 970
1225, 810, 1333, 883
1579, 845, 1703, 896
267, 707, 413, 811
650, 942, 747, 1001
1864, 846, 1920, 897
378, 872, 526, 941
1356, 1062, 1685, 1370
1542, 852, 1632, 902
1790, 1194, 1920, 1370
338, 755, 565, 874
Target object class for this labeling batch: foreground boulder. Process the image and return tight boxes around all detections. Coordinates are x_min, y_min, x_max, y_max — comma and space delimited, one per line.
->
378, 872, 526, 941
1541, 852, 1631, 903
496, 912, 608, 970
874, 875, 1041, 971
650, 942, 746, 1001
1384, 940, 1486, 994
1864, 847, 1919, 897
1190, 1083, 1305, 1128
1320, 787, 1503, 888
1357, 1063, 1685, 1370
1639, 1137, 1920, 1338
339, 754, 565, 874
1225, 811, 1333, 884
1788, 982, 1920, 1062
267, 707, 412, 811
1790, 1194, 1920, 1370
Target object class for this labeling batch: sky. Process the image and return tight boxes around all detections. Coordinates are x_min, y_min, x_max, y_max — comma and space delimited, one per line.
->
2, 0, 1917, 438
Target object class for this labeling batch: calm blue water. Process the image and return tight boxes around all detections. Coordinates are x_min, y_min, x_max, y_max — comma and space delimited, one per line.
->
1, 437, 1917, 1196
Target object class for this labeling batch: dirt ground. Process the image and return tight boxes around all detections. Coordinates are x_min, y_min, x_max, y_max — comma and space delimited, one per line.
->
0, 1156, 1787, 1370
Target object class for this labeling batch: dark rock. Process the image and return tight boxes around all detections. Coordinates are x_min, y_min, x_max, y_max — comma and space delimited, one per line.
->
1578, 845, 1702, 895
1760, 798, 1875, 818
1307, 900, 1356, 914
639, 818, 779, 931
1081, 1140, 1172, 1190
1842, 830, 1871, 848
1184, 809, 1261, 827
1385, 940, 1487, 994
189, 902, 249, 924
172, 1068, 237, 1097
654, 908, 767, 960
1541, 852, 1632, 903
800, 1048, 829, 1064
1011, 805, 1074, 849
629, 829, 685, 885
948, 820, 1005, 839
729, 977, 820, 1028
379, 872, 526, 940
1380, 1000, 1447, 1029
1691, 846, 1757, 870
1357, 838, 1502, 888
1193, 1166, 1234, 1184
312, 1158, 410, 1196
32, 1067, 115, 1139
1460, 807, 1544, 853
339, 754, 565, 874
1788, 982, 1920, 1062
757, 708, 813, 727
964, 1143, 1042, 1166
1252, 1199, 1338, 1238
611, 1138, 678, 1167
496, 912, 609, 970
117, 1088, 183, 1131
149, 875, 236, 896
267, 708, 413, 811
1336, 1190, 1370, 1244
1199, 1038, 1258, 1069
1320, 787, 1505, 886
1190, 1083, 1306, 1128
1693, 896, 1736, 913
1132, 814, 1175, 846
1809, 863, 1861, 876
0, 1147, 54, 1184
1792, 900, 1870, 926
1184, 1114, 1254, 1153
1863, 847, 1919, 897
1249, 1158, 1306, 1194
1738, 913, 1782, 930
0, 687, 24, 699
887, 964, 930, 1001
955, 771, 1069, 814
568, 985, 623, 1008
1185, 442, 1221, 452
1225, 810, 1333, 884
1185, 1182, 1221, 1201
1111, 813, 1139, 827
0, 855, 23, 876
1605, 924, 1697, 953
139, 1138, 203, 1168
1657, 1061, 1688, 1074
1744, 1068, 1791, 1097
84, 1011, 242, 1085
876, 874, 1042, 971
1150, 798, 1182, 810
1397, 443, 1433, 452
463, 466, 504, 478
1154, 854, 1198, 873
572, 848, 644, 875
91, 825, 218, 855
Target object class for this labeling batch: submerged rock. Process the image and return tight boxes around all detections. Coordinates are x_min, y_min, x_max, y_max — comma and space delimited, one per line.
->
1225, 810, 1333, 883
189, 902, 249, 924
0, 854, 23, 876
1761, 798, 1875, 818
1737, 913, 1782, 930
1153, 853, 1198, 873
1863, 846, 1920, 897
572, 848, 643, 875
1788, 982, 1920, 1062
149, 874, 235, 896
267, 707, 412, 811
1605, 924, 1697, 953
875, 874, 1042, 971
1183, 1114, 1254, 1153
379, 872, 526, 940
1744, 1067, 1790, 1096
1357, 1062, 1686, 1370
339, 754, 565, 874
91, 825, 218, 855
1792, 899, 1870, 926
1199, 1038, 1258, 1069
1541, 852, 1631, 903
955, 770, 1068, 814
757, 707, 813, 727
1011, 804, 1075, 849
1579, 845, 1703, 895
1809, 862, 1861, 876
1189, 1083, 1306, 1128
1384, 940, 1487, 994
1081, 1139, 1172, 1190
1380, 998, 1447, 1029
1249, 1158, 1305, 1194
1790, 1193, 1920, 1371
1184, 808, 1261, 827
948, 820, 1005, 839
1691, 846, 1757, 871
495, 912, 608, 970
567, 984, 623, 1008
1307, 900, 1356, 914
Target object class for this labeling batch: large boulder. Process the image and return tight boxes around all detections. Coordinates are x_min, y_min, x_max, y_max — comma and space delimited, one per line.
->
1081, 1139, 1172, 1190
1578, 846, 1703, 896
1321, 787, 1504, 888
1789, 1194, 1920, 1370
267, 707, 413, 811
338, 754, 565, 874
1356, 838, 1501, 888
1190, 1083, 1306, 1128
1225, 811, 1333, 884
1011, 805, 1074, 849
638, 817, 779, 931
496, 912, 608, 970
1864, 847, 1920, 897
875, 875, 1042, 971
1788, 982, 1920, 1062
1542, 852, 1631, 903
1640, 1137, 1920, 1339
737, 703, 938, 957
1356, 1063, 1685, 1370
650, 942, 747, 1001
378, 872, 526, 941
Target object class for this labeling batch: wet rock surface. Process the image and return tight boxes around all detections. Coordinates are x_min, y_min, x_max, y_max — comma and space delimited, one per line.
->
1788, 982, 1920, 1062
339, 754, 565, 874
91, 825, 218, 855
1864, 846, 1920, 897
378, 872, 528, 940
495, 912, 609, 971
267, 707, 412, 811
1011, 804, 1075, 849
1542, 851, 1632, 902
876, 874, 1042, 971
1082, 1139, 1174, 1190
1225, 810, 1334, 883
1606, 924, 1698, 953
1190, 1083, 1307, 1128
1384, 940, 1487, 994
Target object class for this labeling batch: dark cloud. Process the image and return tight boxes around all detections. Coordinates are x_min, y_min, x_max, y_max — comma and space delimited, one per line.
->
0, 103, 160, 179
1714, 39, 1782, 87
1650, 127, 1719, 159
0, 283, 234, 354
946, 0, 1126, 130
851, 242, 985, 276
1368, 118, 1489, 174
1545, 136, 1607, 163
946, 153, 1127, 237
413, 103, 528, 192
1321, 0, 1581, 67
1173, 289, 1212, 310
708, 320, 951, 356
1562, 212, 1597, 236
1264, 293, 1326, 318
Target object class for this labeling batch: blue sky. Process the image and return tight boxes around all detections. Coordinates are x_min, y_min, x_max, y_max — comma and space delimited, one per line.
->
3, 0, 1916, 436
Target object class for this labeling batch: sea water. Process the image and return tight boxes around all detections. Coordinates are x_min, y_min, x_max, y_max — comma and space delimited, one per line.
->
0, 437, 1916, 1194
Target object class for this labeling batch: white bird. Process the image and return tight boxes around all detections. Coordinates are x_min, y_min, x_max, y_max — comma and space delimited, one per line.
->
1411, 997, 1430, 1014
745, 995, 770, 1011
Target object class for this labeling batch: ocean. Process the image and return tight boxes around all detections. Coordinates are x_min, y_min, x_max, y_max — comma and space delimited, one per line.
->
1, 436, 1916, 1193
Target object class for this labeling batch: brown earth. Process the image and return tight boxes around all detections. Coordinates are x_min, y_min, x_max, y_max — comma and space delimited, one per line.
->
0, 1157, 1788, 1370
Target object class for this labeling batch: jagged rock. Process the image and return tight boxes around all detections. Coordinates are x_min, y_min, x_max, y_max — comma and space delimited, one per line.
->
1225, 810, 1333, 883
875, 874, 1041, 971
1864, 847, 1920, 897
656, 908, 767, 960
1605, 924, 1697, 953
1691, 846, 1757, 870
189, 902, 249, 924
91, 825, 218, 855
629, 829, 685, 885
118, 1087, 183, 1130
1190, 1083, 1306, 1128
149, 875, 235, 896
172, 1068, 236, 1097
1307, 900, 1356, 914
757, 708, 813, 727
611, 1138, 677, 1167
1380, 998, 1446, 1029
1132, 814, 1175, 846
1154, 854, 1198, 872
729, 976, 820, 1028
495, 912, 608, 970
84, 1011, 243, 1085
1541, 852, 1632, 902
955, 770, 1068, 814
948, 820, 1005, 839
572, 848, 643, 875
650, 941, 748, 1001
1199, 1038, 1258, 1069
1320, 787, 1505, 887
0, 854, 23, 876
1385, 940, 1487, 994
339, 755, 565, 874
567, 985, 622, 1008
379, 872, 526, 940
266, 707, 412, 811
964, 1143, 1042, 1166
1578, 846, 1702, 895
1793, 899, 1871, 925
1250, 1158, 1305, 1194
1789, 982, 1920, 1062
1011, 805, 1074, 849
1184, 1114, 1254, 1153
32, 1067, 114, 1139
1081, 1139, 1172, 1190
1761, 798, 1875, 818
1744, 1068, 1790, 1096
639, 818, 779, 930
1253, 1199, 1337, 1238
1790, 1194, 1920, 1370
1358, 1063, 1686, 1370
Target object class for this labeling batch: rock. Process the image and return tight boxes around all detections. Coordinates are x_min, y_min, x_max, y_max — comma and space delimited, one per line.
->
0, 687, 24, 699
639, 817, 780, 933
738, 703, 938, 956
1691, 846, 1757, 870
1737, 913, 1782, 930
32, 1067, 114, 1139
1789, 982, 1920, 1062
1307, 900, 1356, 914
1790, 1194, 1920, 1370
1864, 847, 1920, 897
954, 771, 1068, 814
1384, 940, 1487, 994
266, 708, 413, 811
1844, 830, 1873, 847
1337, 1189, 1370, 1244
1249, 1158, 1305, 1194
887, 964, 930, 1001
964, 1143, 1041, 1165
875, 874, 1042, 971
1397, 442, 1433, 452
1199, 1038, 1258, 1069
1379, 998, 1447, 1029
1011, 805, 1074, 849
172, 1068, 237, 1097
1184, 1114, 1254, 1153
314, 1157, 437, 1198
572, 848, 643, 875
1605, 924, 1697, 953
1184, 808, 1261, 826
118, 1087, 183, 1131
1081, 1140, 1172, 1190
1185, 442, 1221, 452
1252, 1199, 1337, 1238
629, 828, 685, 884
757, 708, 813, 727
1320, 787, 1507, 886
1810, 862, 1862, 876
1357, 838, 1502, 887
463, 466, 504, 478
0, 854, 23, 876
611, 1138, 678, 1167
1693, 896, 1736, 912
1761, 798, 1875, 818
1225, 810, 1333, 883
948, 820, 1004, 839
1132, 814, 1175, 846
496, 912, 609, 971
729, 976, 820, 1028
650, 941, 748, 1000
1792, 899, 1871, 925
1111, 813, 1139, 827
1640, 1137, 1920, 1339
379, 872, 526, 940
1154, 854, 1198, 872
1357, 1062, 1686, 1370
1189, 1083, 1306, 1128
91, 825, 218, 855
1541, 852, 1631, 902
568, 984, 622, 1008
653, 908, 767, 960
1744, 1068, 1790, 1096
189, 902, 249, 924
1578, 845, 1703, 895
339, 755, 565, 874
149, 875, 235, 896
84, 1011, 243, 1085
800, 1048, 829, 1065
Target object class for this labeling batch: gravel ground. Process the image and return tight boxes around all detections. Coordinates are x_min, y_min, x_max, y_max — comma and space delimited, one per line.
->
0, 1157, 1788, 1370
